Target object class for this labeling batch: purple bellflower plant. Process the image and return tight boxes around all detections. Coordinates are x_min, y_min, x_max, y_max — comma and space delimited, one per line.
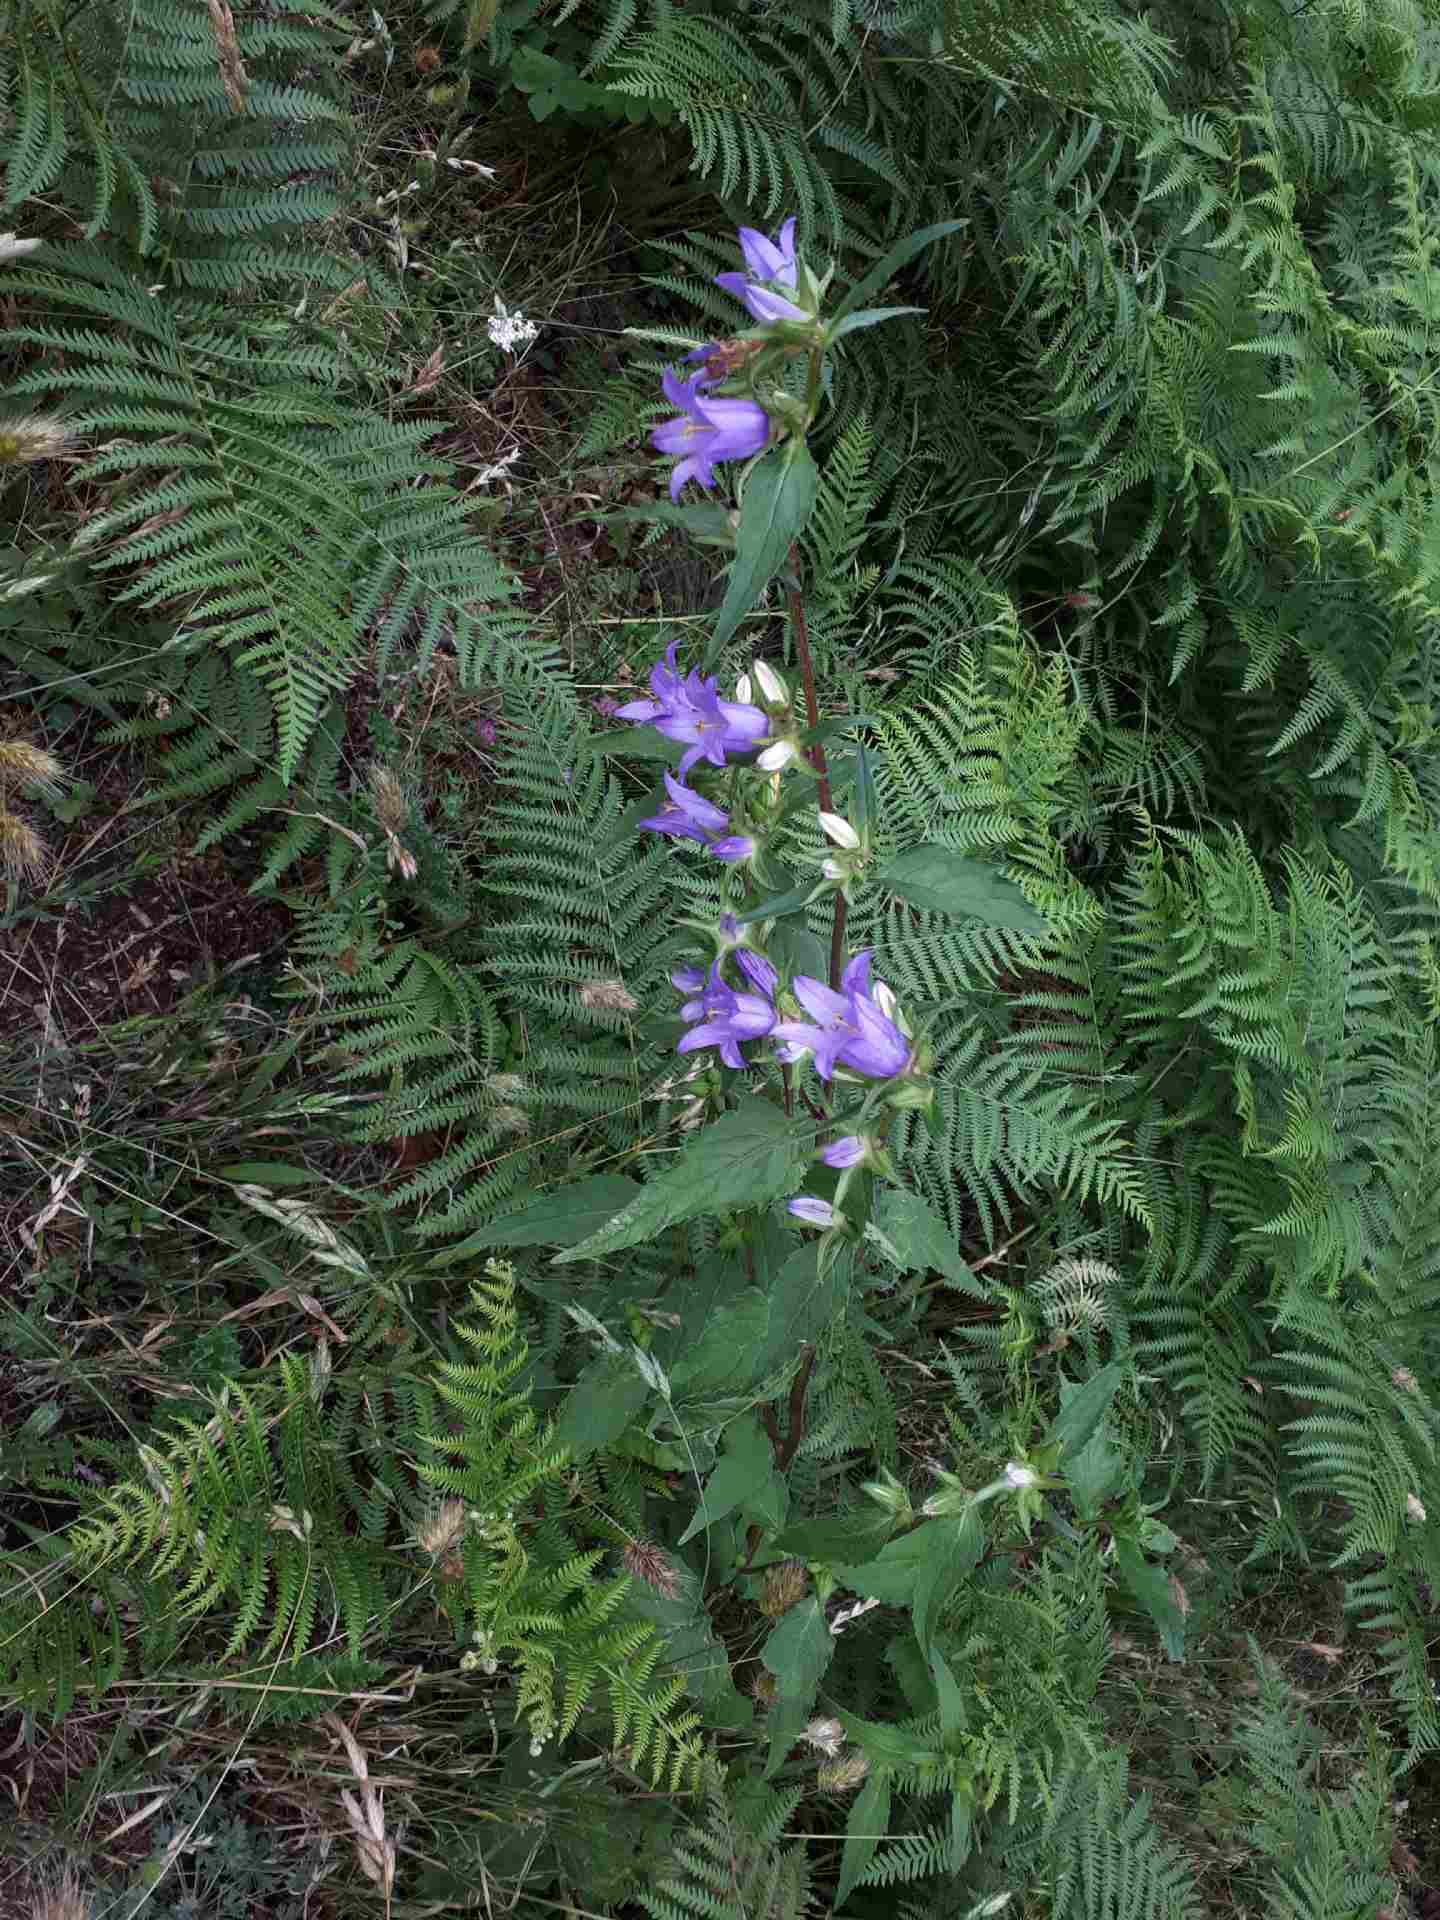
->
615, 216, 957, 1257
652, 368, 770, 500
772, 950, 910, 1082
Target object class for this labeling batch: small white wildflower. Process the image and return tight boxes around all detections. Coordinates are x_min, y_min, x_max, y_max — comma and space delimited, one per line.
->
1003, 1461, 1038, 1492
1408, 1492, 1427, 1523
487, 295, 540, 354
817, 812, 860, 850
752, 659, 787, 704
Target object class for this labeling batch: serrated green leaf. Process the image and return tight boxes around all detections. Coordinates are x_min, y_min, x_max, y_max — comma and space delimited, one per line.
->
762, 1594, 833, 1697
732, 882, 818, 927
554, 1352, 650, 1458
439, 1175, 638, 1260
554, 1098, 803, 1264
1115, 1539, 1187, 1662
671, 1291, 774, 1396
835, 1705, 937, 1768
768, 920, 829, 982
1065, 1417, 1125, 1522
756, 1243, 849, 1374
836, 1520, 947, 1604
837, 1771, 892, 1905
1047, 1360, 1127, 1460
678, 1413, 781, 1544
913, 1510, 982, 1654
931, 1646, 964, 1737
882, 846, 1049, 930
772, 1507, 893, 1563
872, 1188, 981, 1295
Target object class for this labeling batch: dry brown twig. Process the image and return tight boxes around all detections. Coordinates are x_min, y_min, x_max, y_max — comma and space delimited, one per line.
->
205, 0, 249, 111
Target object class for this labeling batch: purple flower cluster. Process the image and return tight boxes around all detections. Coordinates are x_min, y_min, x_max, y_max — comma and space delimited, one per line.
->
669, 945, 907, 1088
640, 772, 755, 865
651, 216, 806, 499
618, 642, 767, 775
773, 952, 909, 1082
673, 952, 778, 1069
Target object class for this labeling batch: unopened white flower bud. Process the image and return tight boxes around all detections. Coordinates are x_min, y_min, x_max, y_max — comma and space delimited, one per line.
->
1408, 1492, 1427, 1523
757, 739, 799, 772
817, 812, 860, 849
735, 673, 753, 704
753, 659, 787, 703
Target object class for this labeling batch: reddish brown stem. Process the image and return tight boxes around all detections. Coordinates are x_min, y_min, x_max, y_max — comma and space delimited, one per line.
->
742, 1344, 818, 1571
785, 545, 847, 990
773, 1344, 817, 1471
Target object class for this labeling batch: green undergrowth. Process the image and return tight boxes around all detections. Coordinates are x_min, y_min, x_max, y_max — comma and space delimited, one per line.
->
6, 0, 1440, 1916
